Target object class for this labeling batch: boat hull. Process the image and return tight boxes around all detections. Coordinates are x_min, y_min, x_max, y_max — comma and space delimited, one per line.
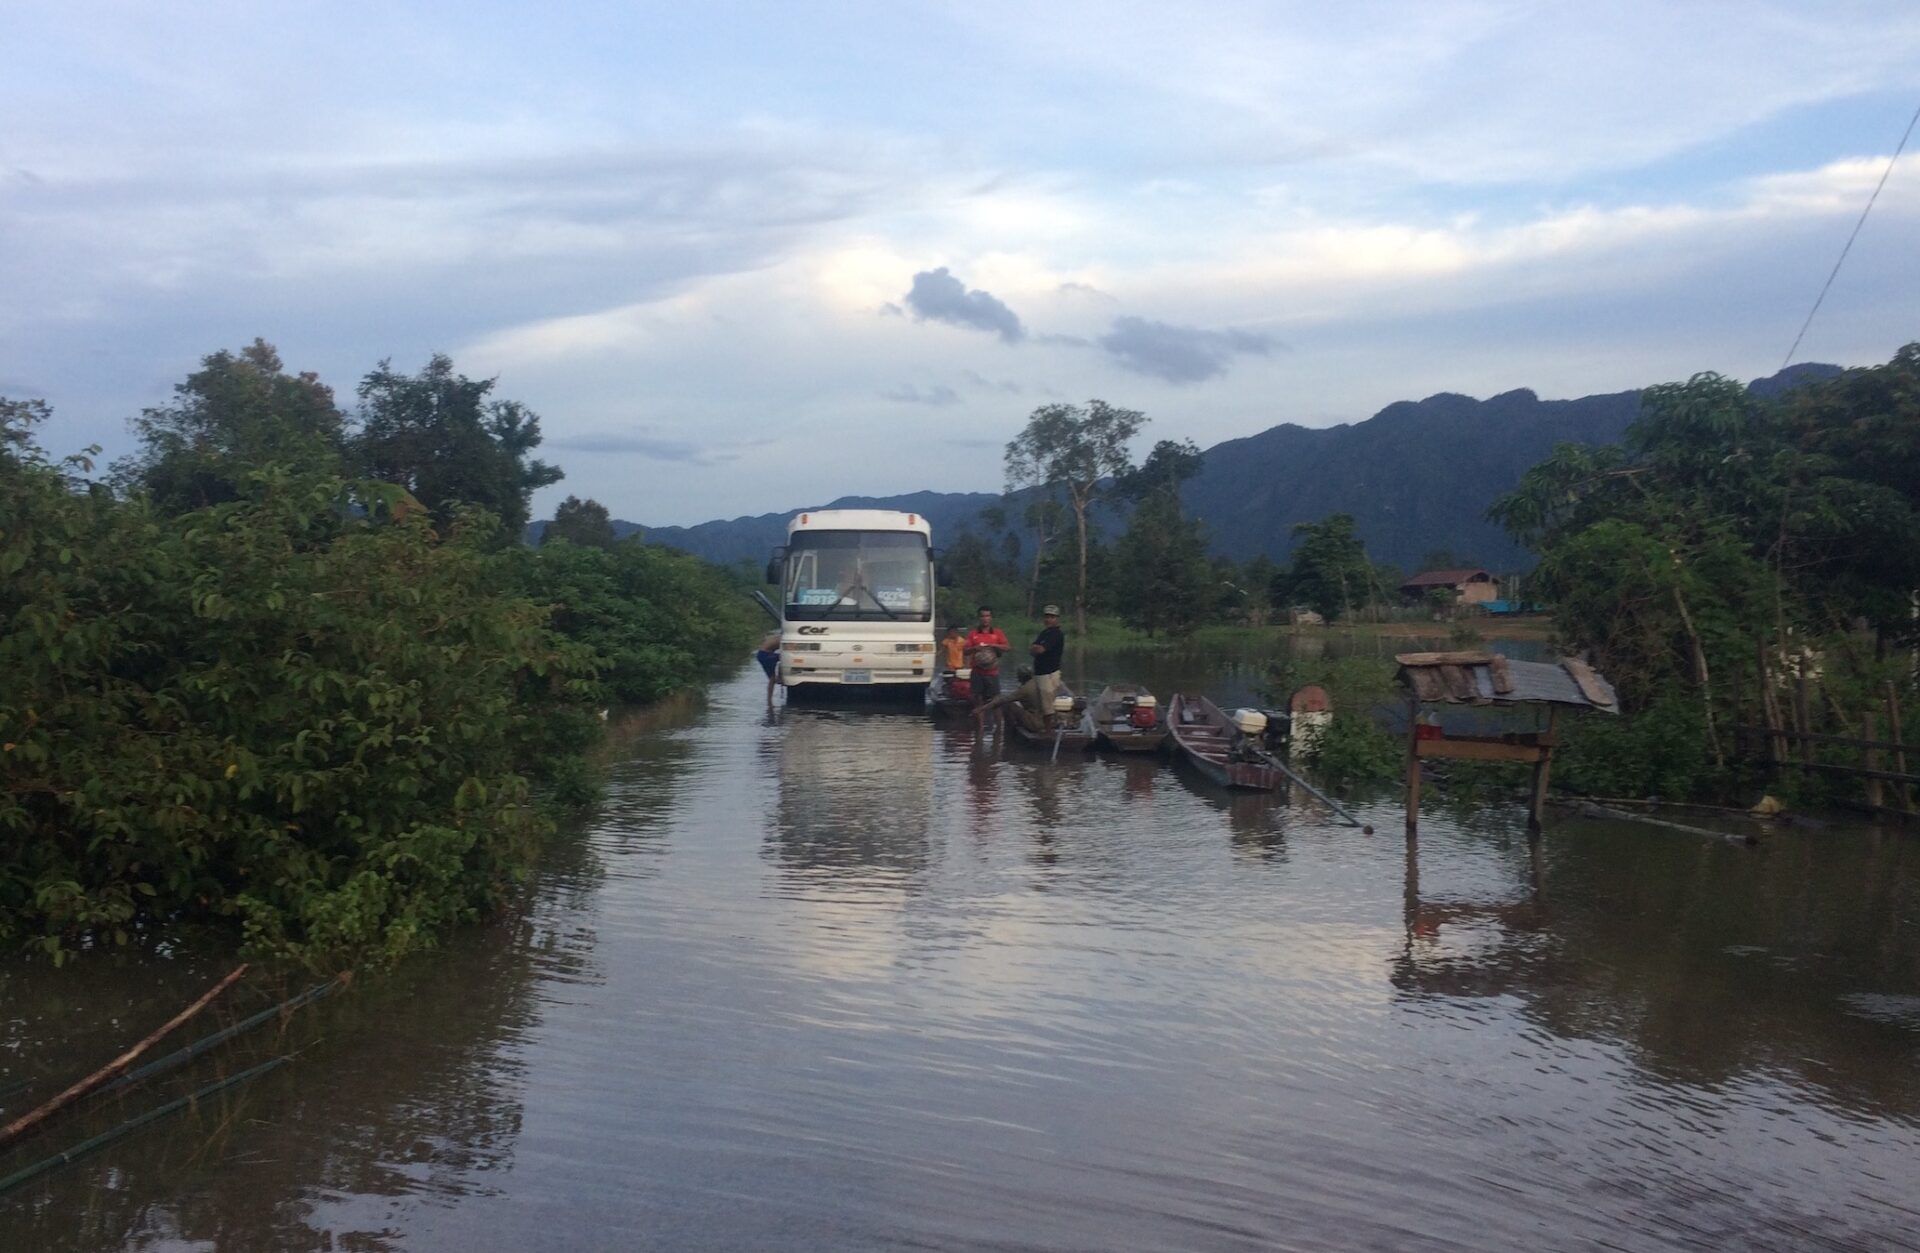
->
1168, 693, 1286, 791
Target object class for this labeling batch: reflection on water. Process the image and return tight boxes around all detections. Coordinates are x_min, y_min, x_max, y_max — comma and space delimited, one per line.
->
5, 636, 1920, 1251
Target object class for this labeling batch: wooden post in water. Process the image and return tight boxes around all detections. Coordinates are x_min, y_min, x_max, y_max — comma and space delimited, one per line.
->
1888, 682, 1913, 816
1527, 706, 1558, 836
1864, 712, 1885, 811
1404, 695, 1423, 838
1794, 673, 1814, 766
1756, 641, 1787, 769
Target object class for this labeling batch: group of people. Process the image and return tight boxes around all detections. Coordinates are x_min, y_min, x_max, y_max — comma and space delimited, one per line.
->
942, 604, 1065, 729
751, 603, 1067, 716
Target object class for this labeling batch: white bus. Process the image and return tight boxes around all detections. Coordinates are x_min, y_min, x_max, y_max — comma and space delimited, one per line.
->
765, 509, 949, 696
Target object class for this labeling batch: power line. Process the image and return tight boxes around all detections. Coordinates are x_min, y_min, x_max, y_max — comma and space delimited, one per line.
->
1781, 100, 1920, 370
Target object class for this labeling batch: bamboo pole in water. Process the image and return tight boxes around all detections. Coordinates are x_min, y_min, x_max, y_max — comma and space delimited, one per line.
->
0, 964, 248, 1151
98, 979, 338, 1100
1556, 799, 1763, 846
0, 1056, 290, 1199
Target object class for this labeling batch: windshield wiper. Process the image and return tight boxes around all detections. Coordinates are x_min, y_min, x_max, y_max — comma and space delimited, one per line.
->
841, 582, 900, 620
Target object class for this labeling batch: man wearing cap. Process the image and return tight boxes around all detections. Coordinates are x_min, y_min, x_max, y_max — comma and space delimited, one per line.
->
964, 605, 1011, 715
1030, 605, 1066, 707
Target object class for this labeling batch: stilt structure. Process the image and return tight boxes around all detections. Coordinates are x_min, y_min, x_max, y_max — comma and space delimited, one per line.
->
1394, 651, 1619, 837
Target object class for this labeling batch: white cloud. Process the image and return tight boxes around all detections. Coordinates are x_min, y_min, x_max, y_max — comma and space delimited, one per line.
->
5, 1, 1917, 526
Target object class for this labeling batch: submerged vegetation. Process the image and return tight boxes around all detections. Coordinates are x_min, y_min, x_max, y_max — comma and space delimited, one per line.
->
1, 343, 754, 966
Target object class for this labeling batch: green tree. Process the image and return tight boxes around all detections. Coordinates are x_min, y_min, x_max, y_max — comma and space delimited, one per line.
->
115, 339, 346, 512
1005, 399, 1145, 633
2, 439, 596, 964
1018, 493, 1067, 617
2, 397, 55, 463
352, 354, 562, 539
1489, 350, 1920, 796
1111, 439, 1210, 636
515, 539, 756, 705
1287, 513, 1373, 621
544, 494, 617, 548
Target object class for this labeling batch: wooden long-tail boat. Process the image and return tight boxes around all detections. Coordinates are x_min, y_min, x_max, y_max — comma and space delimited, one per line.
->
1084, 684, 1168, 752
1006, 682, 1095, 752
1167, 693, 1286, 790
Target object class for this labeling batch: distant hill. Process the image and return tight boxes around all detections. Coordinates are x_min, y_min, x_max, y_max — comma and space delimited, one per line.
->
532, 363, 1842, 572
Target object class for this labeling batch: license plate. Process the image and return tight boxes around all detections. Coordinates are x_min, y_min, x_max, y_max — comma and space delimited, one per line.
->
842, 669, 871, 684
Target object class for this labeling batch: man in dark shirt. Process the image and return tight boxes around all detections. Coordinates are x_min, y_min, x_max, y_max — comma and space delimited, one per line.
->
1030, 604, 1065, 707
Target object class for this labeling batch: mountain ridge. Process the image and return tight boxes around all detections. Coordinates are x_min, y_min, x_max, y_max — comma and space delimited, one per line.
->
532, 363, 1842, 571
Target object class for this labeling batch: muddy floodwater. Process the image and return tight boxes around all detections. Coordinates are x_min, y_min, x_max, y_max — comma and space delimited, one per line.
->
4, 642, 1920, 1251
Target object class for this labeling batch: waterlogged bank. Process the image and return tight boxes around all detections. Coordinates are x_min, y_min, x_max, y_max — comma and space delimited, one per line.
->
3, 649, 1919, 1250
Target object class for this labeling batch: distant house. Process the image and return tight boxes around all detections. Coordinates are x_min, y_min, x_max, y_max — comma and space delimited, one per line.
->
1400, 568, 1500, 604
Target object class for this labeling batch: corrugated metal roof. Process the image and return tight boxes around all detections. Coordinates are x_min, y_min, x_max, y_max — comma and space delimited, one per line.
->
1394, 651, 1618, 713
1400, 569, 1496, 588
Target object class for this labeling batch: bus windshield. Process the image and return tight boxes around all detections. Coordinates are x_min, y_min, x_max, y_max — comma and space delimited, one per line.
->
784, 531, 932, 622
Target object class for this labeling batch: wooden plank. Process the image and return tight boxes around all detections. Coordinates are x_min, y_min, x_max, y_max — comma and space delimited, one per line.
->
1488, 654, 1514, 695
1405, 697, 1422, 836
1529, 707, 1559, 834
1792, 761, 1920, 786
1417, 739, 1549, 764
1395, 651, 1495, 667
1407, 669, 1445, 703
1729, 725, 1913, 754
1559, 657, 1613, 708
1439, 665, 1474, 701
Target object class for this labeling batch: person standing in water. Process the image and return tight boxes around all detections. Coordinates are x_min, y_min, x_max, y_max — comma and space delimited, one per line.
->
965, 605, 1011, 721
941, 626, 968, 671
1030, 604, 1065, 708
754, 631, 782, 705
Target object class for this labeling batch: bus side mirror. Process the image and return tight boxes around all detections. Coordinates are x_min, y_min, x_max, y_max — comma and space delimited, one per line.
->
764, 546, 785, 585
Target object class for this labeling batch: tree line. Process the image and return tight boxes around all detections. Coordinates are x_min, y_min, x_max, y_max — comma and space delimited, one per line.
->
1, 342, 756, 966
1489, 342, 1920, 802
936, 398, 1491, 636
966, 347, 1919, 807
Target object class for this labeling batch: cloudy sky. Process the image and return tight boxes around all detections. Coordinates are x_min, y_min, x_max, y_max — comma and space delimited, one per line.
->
5, 2, 1918, 525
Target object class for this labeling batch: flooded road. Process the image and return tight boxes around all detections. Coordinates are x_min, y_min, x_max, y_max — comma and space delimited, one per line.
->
5, 645, 1920, 1250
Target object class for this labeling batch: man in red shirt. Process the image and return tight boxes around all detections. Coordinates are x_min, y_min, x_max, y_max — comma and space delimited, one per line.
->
964, 604, 1011, 717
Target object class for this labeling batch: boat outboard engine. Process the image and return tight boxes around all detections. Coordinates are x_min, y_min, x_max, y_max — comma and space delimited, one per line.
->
1128, 693, 1158, 729
1228, 708, 1269, 762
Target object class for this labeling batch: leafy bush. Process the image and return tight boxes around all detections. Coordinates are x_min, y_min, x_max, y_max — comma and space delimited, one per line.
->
1298, 714, 1402, 790
2, 447, 596, 965
514, 539, 757, 705
1555, 694, 1713, 800
1261, 653, 1403, 790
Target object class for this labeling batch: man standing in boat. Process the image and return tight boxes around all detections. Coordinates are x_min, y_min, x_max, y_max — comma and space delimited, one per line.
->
1029, 605, 1065, 708
965, 605, 1011, 717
